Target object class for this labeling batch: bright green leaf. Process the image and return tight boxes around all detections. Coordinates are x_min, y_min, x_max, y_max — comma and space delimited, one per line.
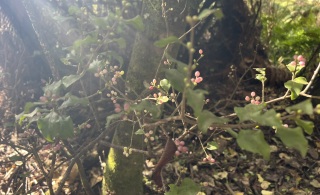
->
154, 36, 179, 48
124, 15, 144, 31
186, 88, 208, 117
285, 99, 313, 116
237, 129, 270, 160
198, 110, 228, 133
295, 119, 314, 135
284, 80, 303, 100
198, 9, 223, 20
135, 129, 145, 135
276, 126, 308, 157
206, 141, 218, 150
165, 178, 201, 195
157, 96, 169, 104
159, 79, 171, 92
293, 77, 308, 85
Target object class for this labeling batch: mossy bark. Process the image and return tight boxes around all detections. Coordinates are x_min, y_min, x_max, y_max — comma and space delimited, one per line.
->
102, 1, 199, 194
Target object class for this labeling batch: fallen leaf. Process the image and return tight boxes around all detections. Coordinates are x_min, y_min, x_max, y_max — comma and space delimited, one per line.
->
310, 179, 320, 188
261, 190, 274, 195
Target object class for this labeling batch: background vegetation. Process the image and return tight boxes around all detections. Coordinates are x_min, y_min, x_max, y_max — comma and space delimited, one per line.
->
0, 0, 320, 194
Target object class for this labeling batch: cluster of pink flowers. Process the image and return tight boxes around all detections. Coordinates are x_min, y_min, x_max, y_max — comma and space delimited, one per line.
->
174, 139, 188, 156
191, 71, 203, 84
202, 155, 215, 163
94, 65, 124, 85
289, 55, 306, 67
245, 91, 260, 105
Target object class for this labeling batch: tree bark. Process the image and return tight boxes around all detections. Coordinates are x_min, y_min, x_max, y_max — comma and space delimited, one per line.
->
102, 0, 199, 194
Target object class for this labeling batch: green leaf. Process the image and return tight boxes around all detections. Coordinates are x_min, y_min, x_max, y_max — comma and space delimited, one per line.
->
61, 74, 84, 88
43, 80, 63, 95
135, 129, 145, 135
37, 111, 74, 142
131, 100, 161, 119
154, 36, 179, 48
276, 126, 308, 157
295, 119, 314, 135
59, 94, 89, 110
234, 103, 265, 122
198, 110, 228, 133
206, 141, 218, 150
165, 178, 200, 195
165, 69, 185, 92
73, 35, 98, 50
235, 104, 282, 127
237, 129, 270, 160
105, 113, 123, 128
284, 80, 303, 100
285, 99, 313, 116
186, 88, 208, 117
157, 96, 169, 104
159, 79, 171, 92
124, 15, 144, 31
114, 38, 126, 49
293, 77, 308, 85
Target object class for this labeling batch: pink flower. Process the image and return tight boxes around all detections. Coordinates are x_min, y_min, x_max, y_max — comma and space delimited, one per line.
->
195, 77, 203, 83
299, 61, 305, 66
195, 71, 200, 77
297, 55, 305, 62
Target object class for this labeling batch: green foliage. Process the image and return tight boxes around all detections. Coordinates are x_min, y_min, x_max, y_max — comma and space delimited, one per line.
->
37, 111, 74, 142
197, 110, 228, 133
237, 130, 270, 160
154, 36, 179, 48
260, 0, 320, 60
130, 100, 162, 119
186, 89, 208, 117
276, 126, 308, 157
165, 178, 201, 195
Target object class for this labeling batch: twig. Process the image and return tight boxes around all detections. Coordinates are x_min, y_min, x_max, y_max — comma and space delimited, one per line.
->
62, 140, 95, 195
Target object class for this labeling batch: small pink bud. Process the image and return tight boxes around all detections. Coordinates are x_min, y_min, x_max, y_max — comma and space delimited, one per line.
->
175, 151, 180, 156
114, 103, 121, 108
123, 102, 130, 111
114, 107, 121, 113
40, 96, 48, 102
245, 96, 250, 101
149, 86, 154, 90
174, 139, 180, 146
152, 79, 156, 84
195, 71, 200, 77
179, 141, 185, 146
181, 146, 188, 153
86, 124, 91, 128
250, 91, 256, 97
250, 99, 255, 104
293, 55, 298, 60
177, 146, 183, 151
199, 49, 203, 55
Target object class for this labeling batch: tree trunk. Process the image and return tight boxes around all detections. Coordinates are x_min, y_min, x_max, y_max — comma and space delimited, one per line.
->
102, 0, 199, 194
